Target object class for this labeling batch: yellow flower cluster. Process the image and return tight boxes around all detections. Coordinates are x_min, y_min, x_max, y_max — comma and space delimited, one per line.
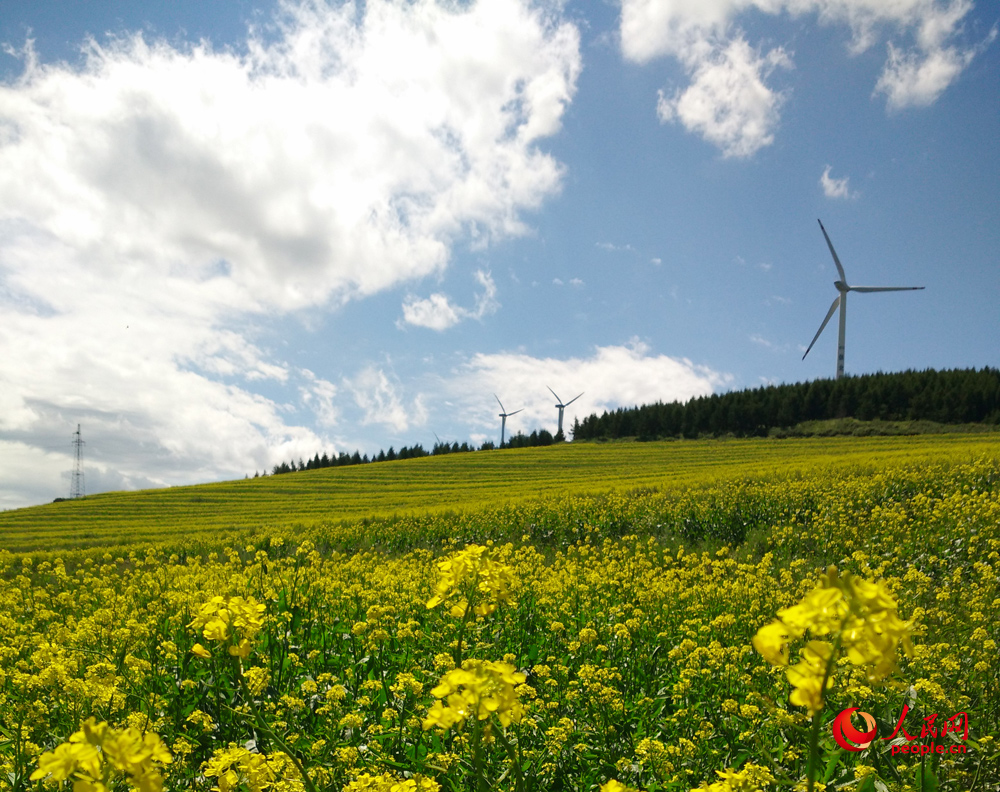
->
30, 717, 171, 792
692, 763, 774, 791
203, 745, 303, 792
343, 771, 440, 792
422, 659, 526, 730
752, 566, 913, 714
426, 544, 514, 617
189, 595, 267, 659
600, 781, 640, 792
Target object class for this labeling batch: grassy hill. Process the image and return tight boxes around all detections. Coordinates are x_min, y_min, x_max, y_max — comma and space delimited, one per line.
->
2, 432, 998, 552
2, 432, 998, 791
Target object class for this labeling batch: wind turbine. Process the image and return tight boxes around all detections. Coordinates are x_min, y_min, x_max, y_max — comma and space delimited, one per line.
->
803, 219, 924, 379
548, 387, 583, 436
495, 394, 523, 446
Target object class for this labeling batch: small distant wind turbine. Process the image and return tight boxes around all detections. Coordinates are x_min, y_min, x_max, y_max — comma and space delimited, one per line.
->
803, 219, 924, 379
548, 387, 583, 436
495, 394, 523, 446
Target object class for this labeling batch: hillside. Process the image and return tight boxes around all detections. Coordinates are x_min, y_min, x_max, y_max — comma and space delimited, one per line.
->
2, 436, 998, 792
2, 432, 997, 552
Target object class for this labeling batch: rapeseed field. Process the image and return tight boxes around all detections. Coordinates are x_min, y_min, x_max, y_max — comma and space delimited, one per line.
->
0, 439, 997, 792
2, 434, 995, 552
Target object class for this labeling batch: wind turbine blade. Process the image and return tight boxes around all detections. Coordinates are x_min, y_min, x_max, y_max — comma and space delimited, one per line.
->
850, 286, 925, 293
508, 408, 524, 416
818, 219, 847, 284
564, 392, 584, 407
495, 393, 506, 413
802, 295, 840, 360
547, 386, 562, 404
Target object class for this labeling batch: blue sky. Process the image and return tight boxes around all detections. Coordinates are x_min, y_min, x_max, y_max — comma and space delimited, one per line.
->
0, 0, 997, 508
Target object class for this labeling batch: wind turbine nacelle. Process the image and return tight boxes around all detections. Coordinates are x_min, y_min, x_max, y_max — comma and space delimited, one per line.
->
834, 280, 849, 292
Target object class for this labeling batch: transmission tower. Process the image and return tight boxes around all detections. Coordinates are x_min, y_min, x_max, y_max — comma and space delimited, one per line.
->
70, 424, 85, 499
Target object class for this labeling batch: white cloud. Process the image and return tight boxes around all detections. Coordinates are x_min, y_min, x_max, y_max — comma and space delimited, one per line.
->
299, 370, 340, 428
656, 37, 791, 158
400, 269, 500, 330
1, 0, 580, 309
346, 366, 428, 432
400, 293, 464, 331
750, 333, 791, 353
820, 165, 855, 199
596, 241, 636, 252
449, 340, 729, 437
0, 0, 580, 507
622, 0, 988, 153
875, 40, 975, 110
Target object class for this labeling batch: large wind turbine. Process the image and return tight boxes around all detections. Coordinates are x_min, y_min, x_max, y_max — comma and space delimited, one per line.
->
548, 387, 583, 436
495, 394, 523, 446
803, 219, 924, 379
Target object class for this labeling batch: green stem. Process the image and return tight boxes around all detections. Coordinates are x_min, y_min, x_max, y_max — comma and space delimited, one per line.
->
805, 709, 823, 792
806, 635, 842, 792
454, 597, 476, 668
13, 710, 24, 792
472, 719, 487, 792
493, 723, 526, 792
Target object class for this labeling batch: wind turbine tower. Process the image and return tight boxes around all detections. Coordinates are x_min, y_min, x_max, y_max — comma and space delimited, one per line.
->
548, 387, 583, 436
803, 220, 924, 379
70, 424, 85, 499
495, 394, 523, 446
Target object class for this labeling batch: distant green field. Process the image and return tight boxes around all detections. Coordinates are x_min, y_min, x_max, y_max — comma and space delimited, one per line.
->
2, 433, 997, 552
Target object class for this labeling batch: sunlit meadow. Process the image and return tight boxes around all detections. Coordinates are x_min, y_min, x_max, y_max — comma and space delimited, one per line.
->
1, 440, 997, 792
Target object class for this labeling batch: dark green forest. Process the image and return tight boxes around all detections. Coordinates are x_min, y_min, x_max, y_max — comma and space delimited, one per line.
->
572, 368, 1000, 441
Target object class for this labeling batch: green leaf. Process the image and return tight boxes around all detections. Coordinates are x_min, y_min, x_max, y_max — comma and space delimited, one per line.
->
916, 765, 939, 792
856, 776, 877, 792
822, 749, 844, 783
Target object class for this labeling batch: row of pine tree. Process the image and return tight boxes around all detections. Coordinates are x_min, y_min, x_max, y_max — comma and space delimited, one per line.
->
572, 367, 1000, 441
257, 429, 560, 477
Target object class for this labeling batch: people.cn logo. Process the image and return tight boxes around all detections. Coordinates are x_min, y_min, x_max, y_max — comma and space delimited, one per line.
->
832, 707, 877, 751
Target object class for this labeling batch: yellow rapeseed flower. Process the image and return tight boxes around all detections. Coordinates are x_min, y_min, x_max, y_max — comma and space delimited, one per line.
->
422, 659, 526, 731
191, 643, 212, 659
426, 544, 515, 617
752, 566, 912, 715
30, 718, 170, 792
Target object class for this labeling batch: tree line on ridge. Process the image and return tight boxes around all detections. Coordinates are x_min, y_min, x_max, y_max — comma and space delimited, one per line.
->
571, 367, 1000, 441
257, 368, 999, 476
